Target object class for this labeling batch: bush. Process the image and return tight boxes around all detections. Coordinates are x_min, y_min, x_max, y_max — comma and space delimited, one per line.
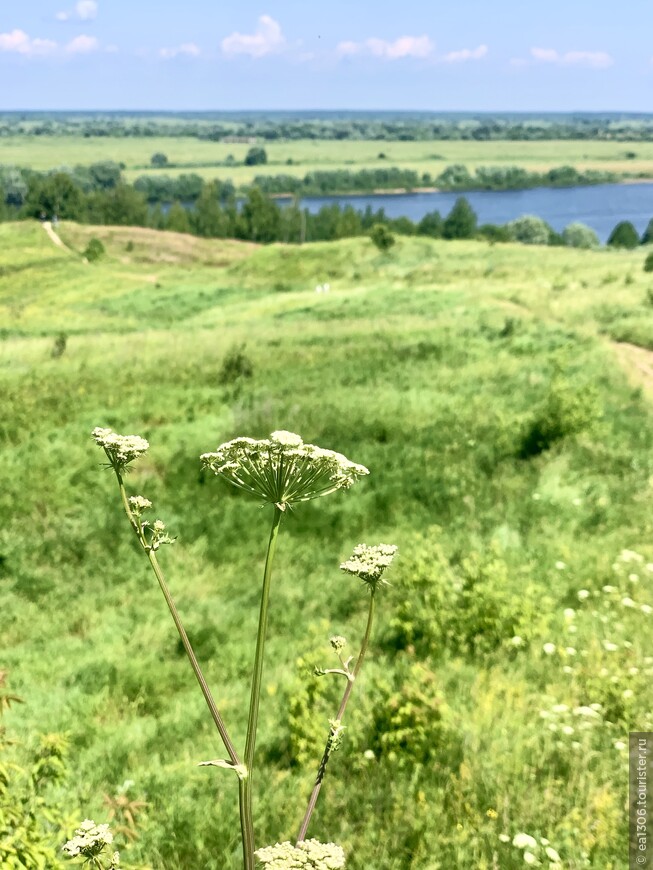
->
83, 237, 105, 262
506, 214, 552, 246
644, 252, 653, 273
218, 343, 254, 385
607, 221, 640, 249
370, 223, 395, 252
150, 152, 169, 168
562, 221, 600, 249
518, 377, 598, 458
477, 223, 511, 243
244, 146, 268, 166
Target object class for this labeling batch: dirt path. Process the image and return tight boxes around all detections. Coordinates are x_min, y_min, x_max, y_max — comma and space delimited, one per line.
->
613, 341, 653, 397
42, 221, 66, 248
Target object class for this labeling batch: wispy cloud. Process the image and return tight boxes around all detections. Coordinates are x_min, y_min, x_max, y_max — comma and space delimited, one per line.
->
441, 44, 488, 63
160, 42, 201, 59
0, 28, 101, 56
0, 29, 57, 56
530, 47, 613, 68
66, 34, 98, 53
221, 15, 285, 58
57, 1, 98, 22
337, 34, 433, 60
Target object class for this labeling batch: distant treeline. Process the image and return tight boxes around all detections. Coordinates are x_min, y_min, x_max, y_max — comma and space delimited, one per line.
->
251, 164, 617, 196
2, 164, 652, 251
3, 111, 653, 141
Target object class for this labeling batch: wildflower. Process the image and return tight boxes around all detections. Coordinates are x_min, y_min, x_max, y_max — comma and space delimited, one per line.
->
563, 608, 575, 621
545, 846, 561, 862
363, 749, 375, 760
555, 561, 566, 570
523, 851, 538, 865
499, 834, 511, 843
510, 635, 524, 647
92, 427, 149, 469
486, 808, 498, 819
602, 640, 618, 652
329, 636, 347, 653
513, 833, 538, 850
623, 689, 634, 699
201, 431, 368, 509
620, 549, 643, 563
542, 643, 556, 656
561, 725, 575, 736
574, 706, 601, 718
621, 597, 636, 608
629, 573, 640, 583
340, 543, 398, 590
614, 740, 627, 751
255, 838, 345, 869
641, 604, 652, 615
577, 589, 590, 601
551, 704, 569, 713
128, 495, 152, 513
63, 819, 114, 859
565, 647, 577, 656
602, 585, 616, 594
562, 665, 574, 674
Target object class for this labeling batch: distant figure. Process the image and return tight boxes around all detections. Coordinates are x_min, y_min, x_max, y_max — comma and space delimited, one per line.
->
39, 211, 46, 223
52, 214, 59, 227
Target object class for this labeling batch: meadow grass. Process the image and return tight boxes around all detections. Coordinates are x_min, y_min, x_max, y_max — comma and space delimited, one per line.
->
2, 221, 653, 868
2, 135, 653, 184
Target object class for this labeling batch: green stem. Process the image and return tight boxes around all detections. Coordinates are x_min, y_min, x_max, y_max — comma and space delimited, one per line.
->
114, 469, 241, 766
297, 589, 376, 843
240, 505, 283, 860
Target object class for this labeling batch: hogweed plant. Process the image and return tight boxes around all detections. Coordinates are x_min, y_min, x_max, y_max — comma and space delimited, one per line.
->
91, 427, 397, 869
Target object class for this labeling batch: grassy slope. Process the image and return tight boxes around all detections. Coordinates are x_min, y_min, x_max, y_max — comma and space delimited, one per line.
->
2, 221, 653, 869
2, 136, 653, 184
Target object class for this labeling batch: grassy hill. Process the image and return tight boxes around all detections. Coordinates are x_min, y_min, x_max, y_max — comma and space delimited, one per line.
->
2, 221, 653, 868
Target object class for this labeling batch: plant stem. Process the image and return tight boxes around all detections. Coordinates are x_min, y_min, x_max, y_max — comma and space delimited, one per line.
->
297, 589, 376, 843
240, 505, 283, 861
114, 469, 241, 767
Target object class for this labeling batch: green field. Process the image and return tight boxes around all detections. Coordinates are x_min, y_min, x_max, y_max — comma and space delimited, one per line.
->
2, 136, 653, 185
3, 220, 653, 868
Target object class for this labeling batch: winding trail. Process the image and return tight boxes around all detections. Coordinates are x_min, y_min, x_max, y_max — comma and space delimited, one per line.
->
42, 221, 66, 248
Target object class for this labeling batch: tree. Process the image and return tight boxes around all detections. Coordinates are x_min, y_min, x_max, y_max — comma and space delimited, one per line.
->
506, 214, 553, 246
192, 182, 232, 237
88, 161, 122, 190
23, 172, 85, 220
370, 223, 395, 252
166, 201, 192, 234
85, 184, 148, 226
562, 222, 600, 249
237, 187, 281, 242
417, 210, 443, 238
442, 197, 477, 240
151, 152, 169, 168
607, 221, 640, 249
244, 146, 268, 166
641, 218, 653, 245
84, 238, 105, 262
644, 251, 653, 273
1, 167, 28, 206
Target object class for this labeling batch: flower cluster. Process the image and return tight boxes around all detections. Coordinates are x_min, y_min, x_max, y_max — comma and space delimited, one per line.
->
340, 543, 398, 589
499, 832, 562, 868
255, 839, 345, 869
200, 431, 369, 509
92, 427, 149, 470
62, 820, 119, 867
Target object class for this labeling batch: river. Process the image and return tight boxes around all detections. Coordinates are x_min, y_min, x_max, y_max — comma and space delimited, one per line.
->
297, 182, 653, 243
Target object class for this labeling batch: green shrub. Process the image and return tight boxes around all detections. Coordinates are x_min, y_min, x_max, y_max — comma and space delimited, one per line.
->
607, 221, 639, 249
218, 343, 254, 385
370, 223, 395, 252
518, 377, 598, 458
562, 222, 600, 249
442, 196, 477, 240
506, 214, 552, 246
83, 237, 105, 262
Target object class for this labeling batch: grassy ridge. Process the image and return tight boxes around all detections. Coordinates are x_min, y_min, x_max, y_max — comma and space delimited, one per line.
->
2, 222, 653, 868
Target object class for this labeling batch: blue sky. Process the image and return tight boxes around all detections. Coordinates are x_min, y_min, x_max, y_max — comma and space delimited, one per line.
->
1, 1, 652, 111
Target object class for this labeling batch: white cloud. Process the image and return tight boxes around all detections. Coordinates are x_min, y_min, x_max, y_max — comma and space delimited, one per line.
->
221, 15, 285, 58
0, 29, 57, 56
530, 47, 613, 68
441, 44, 488, 63
56, 11, 70, 21
337, 34, 433, 60
66, 34, 99, 53
160, 42, 201, 59
76, 0, 98, 20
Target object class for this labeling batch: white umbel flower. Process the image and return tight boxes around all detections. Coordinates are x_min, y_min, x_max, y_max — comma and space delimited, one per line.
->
201, 432, 368, 509
92, 427, 149, 469
255, 838, 346, 868
340, 543, 398, 589
63, 819, 114, 859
